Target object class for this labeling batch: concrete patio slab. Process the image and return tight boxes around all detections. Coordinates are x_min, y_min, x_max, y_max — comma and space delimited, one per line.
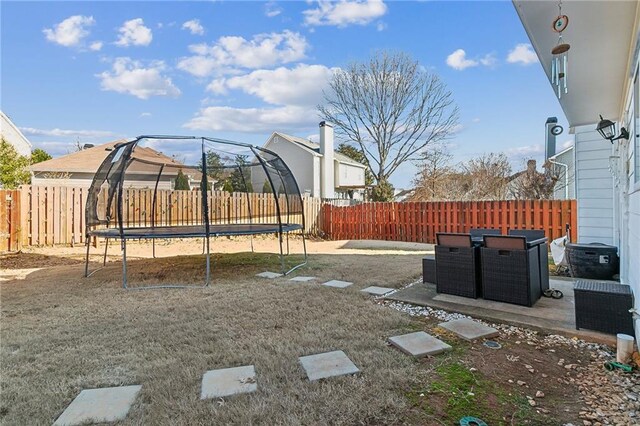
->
384, 278, 616, 345
438, 318, 499, 341
322, 280, 353, 288
53, 385, 141, 426
388, 331, 452, 357
289, 276, 316, 282
256, 271, 282, 279
201, 365, 257, 399
361, 286, 395, 296
299, 350, 359, 381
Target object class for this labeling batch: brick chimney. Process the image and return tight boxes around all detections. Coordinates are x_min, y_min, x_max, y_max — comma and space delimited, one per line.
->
319, 121, 335, 198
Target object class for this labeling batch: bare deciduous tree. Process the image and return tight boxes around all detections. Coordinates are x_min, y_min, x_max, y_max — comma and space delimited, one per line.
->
410, 143, 455, 201
508, 159, 557, 200
461, 152, 512, 200
318, 50, 459, 201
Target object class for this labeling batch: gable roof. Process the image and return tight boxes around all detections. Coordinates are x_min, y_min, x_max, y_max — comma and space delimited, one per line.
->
31, 140, 192, 174
271, 132, 367, 168
1, 110, 32, 152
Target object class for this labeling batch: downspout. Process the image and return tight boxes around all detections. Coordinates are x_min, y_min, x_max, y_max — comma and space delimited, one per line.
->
548, 159, 569, 199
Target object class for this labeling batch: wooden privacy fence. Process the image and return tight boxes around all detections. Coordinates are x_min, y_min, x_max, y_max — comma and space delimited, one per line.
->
322, 200, 577, 244
1, 186, 324, 249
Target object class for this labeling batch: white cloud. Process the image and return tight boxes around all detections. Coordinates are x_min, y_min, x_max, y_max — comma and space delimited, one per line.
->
43, 15, 95, 47
188, 63, 337, 132
265, 1, 282, 17
115, 18, 152, 47
140, 112, 152, 118
97, 57, 181, 99
177, 30, 308, 77
446, 49, 497, 71
506, 144, 544, 158
20, 127, 115, 138
376, 21, 387, 31
472, 118, 481, 123
208, 64, 336, 106
182, 19, 205, 35
184, 105, 316, 133
89, 41, 103, 51
506, 43, 538, 65
446, 49, 477, 70
304, 0, 387, 27
479, 53, 496, 67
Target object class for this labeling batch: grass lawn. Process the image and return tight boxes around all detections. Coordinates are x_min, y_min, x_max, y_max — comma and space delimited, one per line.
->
0, 244, 590, 424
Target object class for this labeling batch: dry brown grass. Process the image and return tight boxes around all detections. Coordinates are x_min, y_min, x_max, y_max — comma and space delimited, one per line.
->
1, 249, 431, 425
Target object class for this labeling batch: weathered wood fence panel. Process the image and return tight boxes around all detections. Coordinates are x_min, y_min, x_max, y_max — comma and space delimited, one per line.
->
1, 186, 324, 248
321, 200, 577, 244
0, 189, 21, 251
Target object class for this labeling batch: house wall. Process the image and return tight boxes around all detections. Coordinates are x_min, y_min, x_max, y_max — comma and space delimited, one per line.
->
335, 161, 365, 188
1, 112, 31, 157
573, 125, 615, 245
261, 135, 316, 196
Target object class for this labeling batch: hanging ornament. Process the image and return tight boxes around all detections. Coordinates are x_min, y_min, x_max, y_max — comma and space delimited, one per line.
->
551, 1, 570, 99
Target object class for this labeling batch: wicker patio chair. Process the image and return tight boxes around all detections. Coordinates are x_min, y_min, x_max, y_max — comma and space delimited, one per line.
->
435, 233, 481, 298
508, 229, 549, 292
481, 235, 542, 307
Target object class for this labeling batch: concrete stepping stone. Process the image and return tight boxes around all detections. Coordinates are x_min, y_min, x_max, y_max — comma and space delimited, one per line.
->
322, 279, 353, 288
256, 271, 282, 279
200, 365, 257, 399
299, 350, 359, 381
388, 331, 452, 357
53, 385, 141, 426
289, 276, 316, 282
438, 318, 499, 341
361, 286, 394, 296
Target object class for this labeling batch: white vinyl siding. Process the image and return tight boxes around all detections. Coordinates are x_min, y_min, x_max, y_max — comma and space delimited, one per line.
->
573, 125, 615, 244
335, 161, 365, 188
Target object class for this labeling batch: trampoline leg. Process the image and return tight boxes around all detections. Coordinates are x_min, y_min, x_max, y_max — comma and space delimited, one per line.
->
103, 238, 109, 266
277, 232, 286, 275
250, 235, 254, 253
205, 235, 211, 286
84, 237, 91, 277
152, 239, 156, 258
202, 238, 205, 255
121, 239, 128, 289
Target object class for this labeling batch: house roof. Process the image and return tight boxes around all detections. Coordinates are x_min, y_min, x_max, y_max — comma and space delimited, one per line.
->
1, 110, 32, 149
271, 132, 367, 168
31, 140, 197, 175
549, 145, 574, 160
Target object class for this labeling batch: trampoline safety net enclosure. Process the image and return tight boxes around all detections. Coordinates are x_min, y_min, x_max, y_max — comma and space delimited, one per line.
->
84, 135, 307, 289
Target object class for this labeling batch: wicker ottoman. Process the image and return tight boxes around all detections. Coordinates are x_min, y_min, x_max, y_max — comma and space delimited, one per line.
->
422, 255, 436, 284
574, 280, 634, 335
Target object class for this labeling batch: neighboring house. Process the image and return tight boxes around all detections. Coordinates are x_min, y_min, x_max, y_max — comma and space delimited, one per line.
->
1, 110, 32, 157
515, 0, 640, 341
394, 188, 414, 202
258, 122, 368, 199
30, 140, 201, 190
547, 145, 575, 200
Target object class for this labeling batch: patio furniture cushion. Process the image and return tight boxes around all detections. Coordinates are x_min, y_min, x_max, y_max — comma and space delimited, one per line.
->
483, 235, 527, 250
436, 233, 472, 248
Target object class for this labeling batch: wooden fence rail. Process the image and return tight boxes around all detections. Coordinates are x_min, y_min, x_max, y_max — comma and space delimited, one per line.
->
322, 200, 577, 244
0, 186, 324, 249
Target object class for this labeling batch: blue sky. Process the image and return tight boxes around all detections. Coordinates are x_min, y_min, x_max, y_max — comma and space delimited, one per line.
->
1, 0, 570, 188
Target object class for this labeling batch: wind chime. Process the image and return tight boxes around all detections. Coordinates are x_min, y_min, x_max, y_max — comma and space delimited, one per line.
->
551, 0, 570, 98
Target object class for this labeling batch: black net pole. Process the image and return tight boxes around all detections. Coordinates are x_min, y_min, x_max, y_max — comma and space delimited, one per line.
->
201, 139, 211, 285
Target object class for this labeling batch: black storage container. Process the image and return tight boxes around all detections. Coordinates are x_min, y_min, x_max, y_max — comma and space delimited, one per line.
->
422, 254, 436, 284
566, 243, 619, 280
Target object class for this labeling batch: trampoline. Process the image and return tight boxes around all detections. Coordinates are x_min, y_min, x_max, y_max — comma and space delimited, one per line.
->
83, 135, 307, 289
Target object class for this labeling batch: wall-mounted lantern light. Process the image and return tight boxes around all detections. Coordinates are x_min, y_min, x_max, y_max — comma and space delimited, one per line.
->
596, 115, 629, 143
